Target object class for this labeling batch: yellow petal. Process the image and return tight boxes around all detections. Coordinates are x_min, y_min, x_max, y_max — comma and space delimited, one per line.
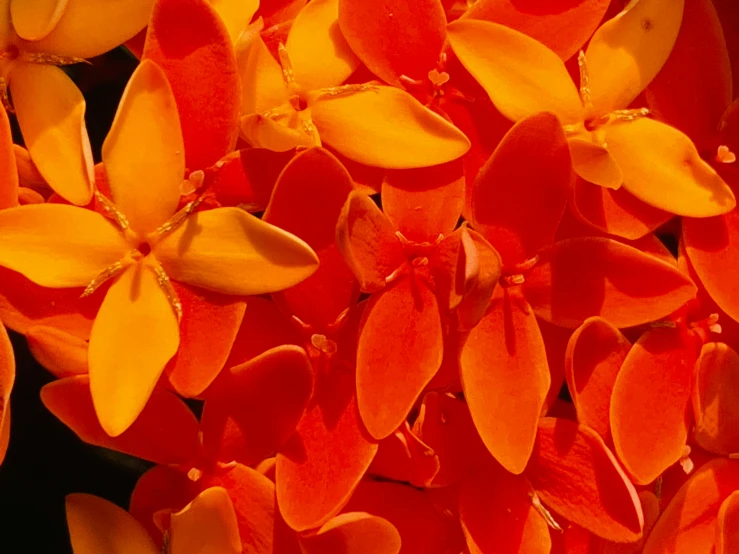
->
240, 35, 287, 115
209, 0, 258, 43
88, 262, 180, 437
605, 118, 736, 216
0, 204, 128, 288
66, 493, 159, 554
154, 207, 319, 295
102, 60, 185, 234
21, 0, 154, 59
10, 0, 67, 40
10, 63, 93, 206
585, 0, 685, 112
446, 19, 583, 124
568, 136, 623, 189
309, 86, 470, 168
286, 0, 359, 91
170, 487, 242, 554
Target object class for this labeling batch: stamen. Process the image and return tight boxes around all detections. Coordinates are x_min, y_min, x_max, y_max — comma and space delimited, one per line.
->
277, 43, 296, 87
610, 107, 650, 122
428, 69, 450, 87
95, 191, 130, 230
20, 52, 89, 66
181, 170, 204, 195
716, 145, 737, 164
81, 261, 126, 298
399, 75, 424, 90
411, 256, 429, 268
301, 117, 321, 146
0, 77, 12, 113
187, 467, 203, 482
577, 51, 593, 111
310, 333, 338, 355
679, 445, 694, 475
315, 83, 379, 99
530, 492, 563, 532
153, 263, 183, 322
502, 274, 525, 287
155, 196, 205, 237
654, 476, 663, 499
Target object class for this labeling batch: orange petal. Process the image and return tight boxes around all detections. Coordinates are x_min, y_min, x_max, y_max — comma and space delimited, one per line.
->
0, 203, 129, 288
165, 282, 246, 398
42, 374, 199, 464
201, 345, 313, 466
10, 0, 67, 41
356, 277, 443, 439
692, 342, 739, 455
10, 63, 93, 205
27, 325, 88, 378
604, 118, 735, 217
601, 490, 661, 554
716, 491, 739, 554
154, 207, 319, 295
336, 190, 405, 293
446, 19, 583, 124
300, 512, 401, 554
0, 106, 18, 209
143, 0, 241, 171
169, 487, 242, 554
529, 417, 643, 542
472, 112, 572, 266
66, 493, 159, 554
454, 229, 501, 331
309, 86, 471, 169
460, 286, 550, 474
585, 0, 685, 112
209, 0, 259, 42
459, 466, 552, 554
239, 35, 287, 115
610, 327, 696, 485
565, 317, 631, 441
524, 237, 697, 328
102, 59, 185, 233
0, 323, 14, 466
24, 0, 154, 59
369, 421, 439, 487
337, 0, 446, 84
643, 458, 739, 554
88, 262, 181, 437
463, 0, 610, 61
683, 210, 739, 323
568, 138, 623, 190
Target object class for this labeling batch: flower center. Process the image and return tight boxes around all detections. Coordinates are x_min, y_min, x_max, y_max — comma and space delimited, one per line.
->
136, 241, 152, 257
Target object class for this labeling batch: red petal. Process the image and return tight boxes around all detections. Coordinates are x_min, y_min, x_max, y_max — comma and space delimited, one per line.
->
26, 325, 88, 378
460, 285, 550, 474
528, 418, 644, 542
299, 512, 401, 554
454, 228, 501, 330
716, 491, 739, 554
143, 0, 241, 170
524, 237, 697, 328
610, 328, 697, 485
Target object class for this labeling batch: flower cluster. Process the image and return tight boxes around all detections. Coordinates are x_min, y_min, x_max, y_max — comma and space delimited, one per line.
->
0, 0, 738, 552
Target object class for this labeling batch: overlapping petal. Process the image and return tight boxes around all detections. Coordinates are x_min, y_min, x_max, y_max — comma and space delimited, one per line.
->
169, 487, 243, 554
27, 326, 88, 377
299, 512, 401, 554
0, 105, 18, 209
716, 491, 739, 554
10, 0, 68, 41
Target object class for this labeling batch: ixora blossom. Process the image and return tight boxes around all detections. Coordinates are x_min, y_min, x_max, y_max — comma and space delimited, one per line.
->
0, 60, 318, 436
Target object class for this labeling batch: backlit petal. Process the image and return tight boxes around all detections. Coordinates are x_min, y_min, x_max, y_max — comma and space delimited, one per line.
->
309, 86, 471, 168
300, 513, 401, 554
446, 19, 583, 124
169, 487, 242, 554
11, 63, 93, 206
155, 207, 319, 295
585, 0, 685, 112
0, 323, 13, 466
0, 204, 128, 288
88, 262, 180, 437
10, 0, 67, 40
103, 59, 185, 233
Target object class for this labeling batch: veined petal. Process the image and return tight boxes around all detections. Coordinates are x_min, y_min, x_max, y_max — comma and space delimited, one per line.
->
66, 493, 159, 554
88, 262, 180, 437
446, 20, 583, 124
240, 35, 287, 114
22, 0, 154, 59
103, 59, 185, 233
287, 0, 359, 90
169, 487, 242, 554
0, 323, 13, 466
717, 491, 739, 554
0, 204, 128, 288
585, 0, 685, 112
605, 118, 735, 217
568, 138, 623, 190
0, 105, 18, 209
338, 0, 446, 84
27, 326, 88, 378
209, 0, 259, 42
460, 286, 550, 474
300, 513, 401, 554
357, 277, 443, 439
10, 0, 67, 40
143, 0, 242, 171
11, 63, 93, 206
529, 418, 644, 542
155, 207, 319, 295
309, 86, 471, 169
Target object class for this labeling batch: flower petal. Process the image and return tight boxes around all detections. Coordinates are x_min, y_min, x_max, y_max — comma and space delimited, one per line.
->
585, 0, 685, 112
460, 285, 550, 474
0, 323, 14, 466
472, 112, 572, 266
604, 118, 735, 217
610, 327, 696, 485
210, 0, 259, 42
309, 86, 471, 169
0, 106, 18, 210
357, 277, 443, 439
239, 35, 287, 115
88, 262, 181, 437
10, 0, 67, 40
524, 237, 697, 328
717, 491, 739, 554
27, 325, 88, 378
143, 0, 241, 171
300, 512, 401, 554
10, 63, 93, 206
102, 59, 185, 233
66, 493, 159, 554
169, 487, 242, 554
568, 138, 623, 190
155, 207, 319, 295
529, 417, 644, 542
0, 204, 128, 288
446, 19, 583, 124
338, 0, 446, 84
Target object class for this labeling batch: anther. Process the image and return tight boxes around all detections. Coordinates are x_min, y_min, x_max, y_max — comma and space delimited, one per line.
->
277, 43, 296, 87
610, 107, 651, 122
82, 261, 127, 298
577, 51, 593, 111
310, 333, 338, 355
187, 467, 203, 482
428, 69, 450, 87
95, 191, 130, 230
156, 196, 205, 237
411, 256, 429, 268
716, 145, 736, 164
679, 445, 694, 475
316, 83, 378, 99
